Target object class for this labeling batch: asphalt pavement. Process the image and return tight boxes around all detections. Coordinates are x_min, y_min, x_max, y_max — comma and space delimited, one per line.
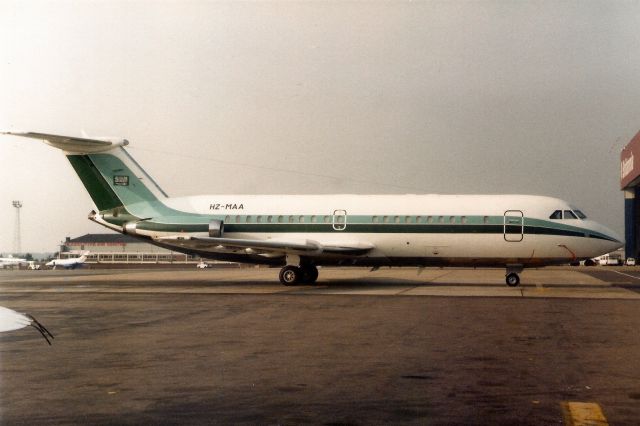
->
1, 267, 639, 425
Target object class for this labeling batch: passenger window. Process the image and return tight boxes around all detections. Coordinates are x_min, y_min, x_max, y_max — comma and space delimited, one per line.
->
299, 215, 305, 223
564, 210, 577, 219
236, 215, 242, 223
372, 216, 379, 223
267, 215, 273, 223
383, 216, 390, 224
438, 216, 445, 224
405, 216, 412, 224
289, 216, 295, 223
311, 215, 317, 223
461, 216, 467, 224
416, 216, 422, 223
394, 216, 400, 224
549, 210, 563, 220
483, 216, 489, 224
246, 216, 252, 223
427, 216, 433, 224
449, 216, 456, 224
257, 216, 262, 223
324, 216, 331, 224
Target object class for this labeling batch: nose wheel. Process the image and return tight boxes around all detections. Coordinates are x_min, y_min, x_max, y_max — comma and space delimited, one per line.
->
506, 272, 520, 287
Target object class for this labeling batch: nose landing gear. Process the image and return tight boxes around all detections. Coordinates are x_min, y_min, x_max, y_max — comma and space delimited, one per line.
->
506, 272, 520, 287
505, 264, 523, 287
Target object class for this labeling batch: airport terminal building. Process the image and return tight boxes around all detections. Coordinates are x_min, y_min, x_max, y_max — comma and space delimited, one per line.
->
59, 234, 198, 264
621, 130, 640, 259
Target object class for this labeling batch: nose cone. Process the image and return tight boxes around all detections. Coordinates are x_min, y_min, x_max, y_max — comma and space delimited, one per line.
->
601, 225, 623, 245
590, 222, 624, 253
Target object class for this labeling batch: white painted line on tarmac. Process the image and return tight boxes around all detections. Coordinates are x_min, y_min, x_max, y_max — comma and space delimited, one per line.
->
612, 270, 640, 281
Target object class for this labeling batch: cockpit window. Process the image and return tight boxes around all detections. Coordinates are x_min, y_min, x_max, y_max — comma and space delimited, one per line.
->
550, 209, 586, 220
574, 210, 587, 219
549, 210, 563, 220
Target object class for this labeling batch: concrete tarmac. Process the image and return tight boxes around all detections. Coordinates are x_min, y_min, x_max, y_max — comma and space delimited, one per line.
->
1, 267, 640, 425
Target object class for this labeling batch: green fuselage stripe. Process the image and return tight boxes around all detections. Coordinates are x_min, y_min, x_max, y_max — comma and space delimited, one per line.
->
128, 221, 615, 242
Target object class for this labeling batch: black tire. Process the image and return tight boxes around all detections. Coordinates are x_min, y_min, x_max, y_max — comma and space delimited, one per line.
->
506, 272, 520, 287
302, 265, 319, 284
279, 266, 301, 286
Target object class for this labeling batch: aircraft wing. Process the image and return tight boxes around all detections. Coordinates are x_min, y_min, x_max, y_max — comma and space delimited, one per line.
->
1, 131, 128, 153
156, 236, 374, 256
0, 306, 54, 345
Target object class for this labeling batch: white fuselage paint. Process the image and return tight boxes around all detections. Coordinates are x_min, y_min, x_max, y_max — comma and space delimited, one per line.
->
0, 257, 27, 267
103, 194, 622, 267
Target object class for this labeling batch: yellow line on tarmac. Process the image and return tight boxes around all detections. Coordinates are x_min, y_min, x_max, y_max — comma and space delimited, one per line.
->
562, 402, 608, 426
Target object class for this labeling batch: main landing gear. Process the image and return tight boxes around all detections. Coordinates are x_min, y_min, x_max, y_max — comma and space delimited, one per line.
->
279, 265, 319, 286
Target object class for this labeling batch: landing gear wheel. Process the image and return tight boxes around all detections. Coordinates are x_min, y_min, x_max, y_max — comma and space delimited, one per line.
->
302, 265, 319, 284
506, 272, 520, 287
279, 266, 301, 286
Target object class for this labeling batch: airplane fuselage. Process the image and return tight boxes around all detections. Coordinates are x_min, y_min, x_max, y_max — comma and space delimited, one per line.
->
0, 258, 27, 268
91, 193, 621, 269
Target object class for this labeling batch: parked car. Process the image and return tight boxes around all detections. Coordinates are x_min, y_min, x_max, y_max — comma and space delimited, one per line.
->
626, 258, 636, 266
196, 262, 210, 269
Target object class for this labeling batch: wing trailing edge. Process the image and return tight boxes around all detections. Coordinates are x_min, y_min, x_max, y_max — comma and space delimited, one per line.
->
156, 236, 374, 256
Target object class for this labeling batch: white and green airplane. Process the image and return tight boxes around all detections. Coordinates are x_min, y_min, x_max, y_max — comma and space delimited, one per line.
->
3, 131, 622, 286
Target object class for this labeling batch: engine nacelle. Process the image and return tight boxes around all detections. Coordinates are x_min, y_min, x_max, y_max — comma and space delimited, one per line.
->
209, 220, 224, 237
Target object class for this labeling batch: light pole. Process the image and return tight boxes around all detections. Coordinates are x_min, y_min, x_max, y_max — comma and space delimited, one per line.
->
12, 200, 22, 254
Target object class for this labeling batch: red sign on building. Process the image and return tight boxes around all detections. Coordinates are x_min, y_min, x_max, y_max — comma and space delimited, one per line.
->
621, 130, 640, 190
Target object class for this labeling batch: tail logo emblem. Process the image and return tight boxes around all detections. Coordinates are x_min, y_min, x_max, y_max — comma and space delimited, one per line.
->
113, 175, 129, 186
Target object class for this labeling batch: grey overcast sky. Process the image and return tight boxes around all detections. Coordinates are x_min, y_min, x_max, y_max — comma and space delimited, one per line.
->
1, 0, 639, 253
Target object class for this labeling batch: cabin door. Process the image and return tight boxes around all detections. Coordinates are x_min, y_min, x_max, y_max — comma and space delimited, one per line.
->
504, 210, 524, 242
332, 209, 347, 231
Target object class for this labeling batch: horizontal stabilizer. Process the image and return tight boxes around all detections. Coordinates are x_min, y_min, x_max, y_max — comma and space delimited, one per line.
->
1, 131, 128, 154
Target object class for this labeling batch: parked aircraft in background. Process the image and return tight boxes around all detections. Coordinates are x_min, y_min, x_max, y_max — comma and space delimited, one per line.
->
2, 131, 623, 286
46, 253, 88, 270
0, 255, 28, 268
